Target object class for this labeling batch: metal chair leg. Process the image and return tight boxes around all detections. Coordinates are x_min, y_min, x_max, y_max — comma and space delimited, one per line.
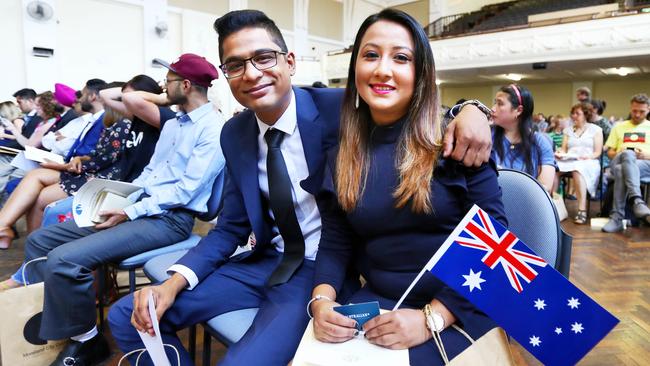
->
129, 269, 136, 293
97, 265, 105, 331
189, 324, 196, 363
202, 326, 212, 366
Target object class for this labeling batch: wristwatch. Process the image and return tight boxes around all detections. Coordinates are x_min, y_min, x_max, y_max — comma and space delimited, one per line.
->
423, 304, 445, 333
450, 99, 492, 120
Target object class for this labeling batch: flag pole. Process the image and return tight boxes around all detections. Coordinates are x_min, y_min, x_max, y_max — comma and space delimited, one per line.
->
393, 266, 428, 311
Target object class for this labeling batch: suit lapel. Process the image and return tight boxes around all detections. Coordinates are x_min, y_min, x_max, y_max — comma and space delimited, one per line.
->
294, 87, 322, 180
236, 112, 266, 241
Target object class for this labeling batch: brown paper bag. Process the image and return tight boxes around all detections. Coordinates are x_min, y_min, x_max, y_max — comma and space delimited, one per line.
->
0, 276, 66, 365
449, 327, 515, 366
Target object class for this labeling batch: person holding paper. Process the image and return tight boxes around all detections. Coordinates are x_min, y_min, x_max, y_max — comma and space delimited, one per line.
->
108, 9, 494, 366
15, 53, 225, 366
0, 104, 131, 248
554, 102, 603, 224
309, 10, 505, 365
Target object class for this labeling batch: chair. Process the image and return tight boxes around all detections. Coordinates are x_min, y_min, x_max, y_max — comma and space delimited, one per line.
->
560, 152, 606, 220
498, 168, 572, 277
143, 248, 257, 365
117, 168, 226, 292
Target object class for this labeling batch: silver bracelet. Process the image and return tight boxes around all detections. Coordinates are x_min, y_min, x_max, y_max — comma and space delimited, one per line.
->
306, 294, 333, 319
451, 99, 492, 120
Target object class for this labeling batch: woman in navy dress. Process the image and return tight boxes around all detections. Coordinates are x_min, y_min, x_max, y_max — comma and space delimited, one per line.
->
309, 9, 507, 365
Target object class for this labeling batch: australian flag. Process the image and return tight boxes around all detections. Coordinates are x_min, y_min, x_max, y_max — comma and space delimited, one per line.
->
425, 205, 618, 365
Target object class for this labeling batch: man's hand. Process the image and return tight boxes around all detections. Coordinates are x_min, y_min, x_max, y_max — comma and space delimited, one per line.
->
312, 299, 358, 343
635, 148, 649, 160
131, 275, 187, 336
363, 309, 430, 349
443, 105, 492, 168
94, 209, 129, 229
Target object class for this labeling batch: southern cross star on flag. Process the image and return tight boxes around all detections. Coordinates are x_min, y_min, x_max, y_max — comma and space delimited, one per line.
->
424, 205, 618, 365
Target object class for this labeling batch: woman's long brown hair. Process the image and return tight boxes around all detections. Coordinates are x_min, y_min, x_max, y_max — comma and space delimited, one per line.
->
336, 9, 442, 214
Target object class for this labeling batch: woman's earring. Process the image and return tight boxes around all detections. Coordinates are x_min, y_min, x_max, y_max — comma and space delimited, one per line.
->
355, 92, 359, 109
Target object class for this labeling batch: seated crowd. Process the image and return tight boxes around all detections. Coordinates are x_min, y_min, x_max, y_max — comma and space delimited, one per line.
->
0, 8, 647, 366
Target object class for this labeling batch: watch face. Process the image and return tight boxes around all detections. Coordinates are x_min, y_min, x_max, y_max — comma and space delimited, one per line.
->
432, 312, 444, 332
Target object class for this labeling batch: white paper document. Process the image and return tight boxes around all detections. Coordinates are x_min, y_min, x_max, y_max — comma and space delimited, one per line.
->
293, 318, 409, 366
10, 151, 41, 171
136, 291, 172, 366
72, 178, 141, 227
24, 146, 64, 164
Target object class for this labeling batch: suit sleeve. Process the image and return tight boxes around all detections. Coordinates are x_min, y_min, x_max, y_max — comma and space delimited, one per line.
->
313, 162, 358, 296
172, 162, 253, 285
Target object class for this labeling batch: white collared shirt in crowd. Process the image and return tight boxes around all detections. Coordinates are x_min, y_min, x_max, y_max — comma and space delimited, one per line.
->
124, 102, 225, 220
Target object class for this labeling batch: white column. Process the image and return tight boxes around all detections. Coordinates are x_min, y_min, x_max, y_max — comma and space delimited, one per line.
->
293, 0, 309, 56
343, 0, 355, 45
142, 0, 170, 77
429, 0, 445, 24
229, 0, 247, 11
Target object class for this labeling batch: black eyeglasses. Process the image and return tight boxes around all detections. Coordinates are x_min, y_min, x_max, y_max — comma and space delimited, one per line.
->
219, 51, 287, 79
162, 77, 184, 85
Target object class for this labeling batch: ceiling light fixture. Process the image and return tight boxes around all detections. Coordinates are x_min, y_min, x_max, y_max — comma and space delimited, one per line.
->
505, 73, 522, 81
615, 67, 629, 76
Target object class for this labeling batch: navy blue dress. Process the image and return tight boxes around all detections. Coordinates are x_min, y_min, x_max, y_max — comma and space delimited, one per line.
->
314, 118, 507, 365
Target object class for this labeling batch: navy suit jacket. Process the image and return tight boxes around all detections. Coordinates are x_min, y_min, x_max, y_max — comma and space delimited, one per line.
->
176, 87, 343, 283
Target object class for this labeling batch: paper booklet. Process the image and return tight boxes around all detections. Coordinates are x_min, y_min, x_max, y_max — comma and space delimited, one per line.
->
24, 146, 64, 164
72, 178, 142, 227
11, 146, 65, 172
293, 316, 409, 366
0, 146, 21, 156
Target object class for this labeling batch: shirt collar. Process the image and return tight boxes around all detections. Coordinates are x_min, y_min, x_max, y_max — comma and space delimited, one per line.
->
92, 109, 104, 121
176, 102, 213, 124
256, 91, 296, 138
27, 110, 37, 117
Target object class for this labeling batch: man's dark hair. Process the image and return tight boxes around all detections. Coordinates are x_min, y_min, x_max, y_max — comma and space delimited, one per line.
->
85, 78, 107, 95
631, 93, 649, 105
12, 88, 37, 100
213, 10, 287, 61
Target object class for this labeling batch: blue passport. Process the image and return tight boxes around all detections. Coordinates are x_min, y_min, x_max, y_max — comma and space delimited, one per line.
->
333, 301, 380, 330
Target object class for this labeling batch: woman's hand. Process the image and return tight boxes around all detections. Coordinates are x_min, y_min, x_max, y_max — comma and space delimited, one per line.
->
363, 309, 431, 350
312, 299, 358, 343
67, 157, 84, 174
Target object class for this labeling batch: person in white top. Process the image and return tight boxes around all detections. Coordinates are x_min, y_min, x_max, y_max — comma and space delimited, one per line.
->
555, 102, 603, 224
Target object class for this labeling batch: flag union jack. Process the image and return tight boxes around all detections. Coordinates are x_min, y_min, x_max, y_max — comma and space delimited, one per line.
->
453, 209, 547, 293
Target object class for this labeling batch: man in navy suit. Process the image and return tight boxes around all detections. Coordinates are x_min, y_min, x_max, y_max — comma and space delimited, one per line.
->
109, 10, 492, 365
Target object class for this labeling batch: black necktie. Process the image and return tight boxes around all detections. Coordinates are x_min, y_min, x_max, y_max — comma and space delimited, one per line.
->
264, 128, 305, 286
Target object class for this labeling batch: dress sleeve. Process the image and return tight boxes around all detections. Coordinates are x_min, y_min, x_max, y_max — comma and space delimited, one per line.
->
82, 119, 132, 173
313, 159, 359, 296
